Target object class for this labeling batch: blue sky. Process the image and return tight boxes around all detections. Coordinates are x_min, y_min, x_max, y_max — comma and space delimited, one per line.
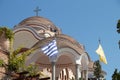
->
0, 0, 120, 80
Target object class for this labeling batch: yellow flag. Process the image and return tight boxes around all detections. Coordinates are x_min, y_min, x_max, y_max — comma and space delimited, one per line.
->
96, 44, 107, 64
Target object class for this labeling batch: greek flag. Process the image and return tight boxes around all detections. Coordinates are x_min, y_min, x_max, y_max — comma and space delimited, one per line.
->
41, 40, 58, 57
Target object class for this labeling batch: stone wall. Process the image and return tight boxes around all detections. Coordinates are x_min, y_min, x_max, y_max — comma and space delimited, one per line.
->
0, 51, 8, 79
0, 35, 9, 79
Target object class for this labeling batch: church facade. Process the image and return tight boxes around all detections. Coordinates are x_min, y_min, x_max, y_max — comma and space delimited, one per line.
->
0, 15, 106, 80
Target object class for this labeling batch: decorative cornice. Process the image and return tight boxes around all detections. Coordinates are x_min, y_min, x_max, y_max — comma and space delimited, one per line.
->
13, 26, 44, 40
16, 16, 61, 34
36, 62, 74, 68
32, 34, 84, 55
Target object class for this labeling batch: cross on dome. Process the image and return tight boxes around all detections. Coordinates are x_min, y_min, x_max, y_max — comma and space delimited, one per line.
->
34, 6, 41, 16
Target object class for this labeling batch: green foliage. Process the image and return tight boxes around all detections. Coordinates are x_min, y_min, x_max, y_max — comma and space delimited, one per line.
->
112, 69, 120, 80
117, 20, 120, 49
0, 59, 5, 67
0, 26, 41, 79
0, 27, 14, 41
93, 60, 102, 79
79, 77, 83, 80
117, 20, 120, 33
26, 63, 39, 77
8, 47, 35, 72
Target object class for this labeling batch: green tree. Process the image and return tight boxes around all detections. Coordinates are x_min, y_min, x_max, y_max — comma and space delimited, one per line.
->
0, 27, 13, 41
117, 20, 120, 49
0, 27, 40, 79
117, 20, 120, 33
93, 60, 102, 80
112, 69, 118, 80
112, 69, 120, 80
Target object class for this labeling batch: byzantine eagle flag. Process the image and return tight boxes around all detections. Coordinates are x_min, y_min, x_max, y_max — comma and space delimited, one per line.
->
41, 39, 58, 57
96, 43, 107, 64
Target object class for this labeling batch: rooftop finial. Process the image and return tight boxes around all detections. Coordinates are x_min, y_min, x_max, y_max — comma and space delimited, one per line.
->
34, 6, 41, 16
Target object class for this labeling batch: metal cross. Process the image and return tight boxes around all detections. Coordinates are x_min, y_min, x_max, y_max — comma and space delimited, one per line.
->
34, 6, 41, 16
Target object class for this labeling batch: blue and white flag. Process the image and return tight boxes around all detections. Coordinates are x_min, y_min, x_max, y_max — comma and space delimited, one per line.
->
41, 39, 58, 57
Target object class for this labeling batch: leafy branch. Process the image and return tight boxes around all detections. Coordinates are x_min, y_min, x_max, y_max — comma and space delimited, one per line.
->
0, 26, 43, 79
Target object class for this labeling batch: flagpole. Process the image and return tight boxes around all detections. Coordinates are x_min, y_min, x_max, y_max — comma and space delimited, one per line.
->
98, 38, 101, 44
98, 38, 101, 63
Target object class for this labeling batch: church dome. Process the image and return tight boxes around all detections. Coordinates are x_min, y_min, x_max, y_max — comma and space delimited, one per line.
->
17, 16, 61, 34
19, 16, 55, 27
